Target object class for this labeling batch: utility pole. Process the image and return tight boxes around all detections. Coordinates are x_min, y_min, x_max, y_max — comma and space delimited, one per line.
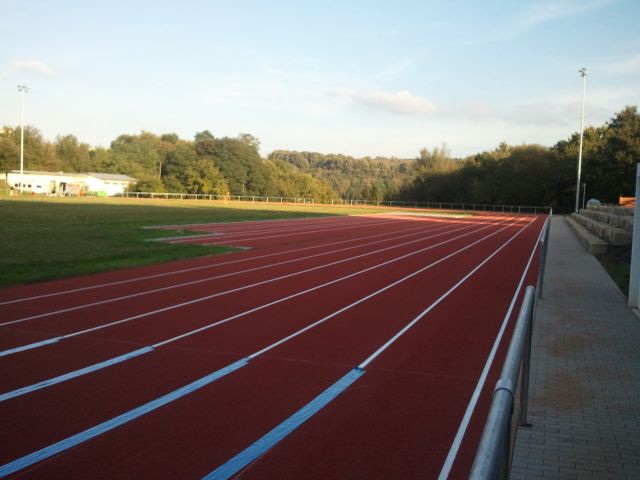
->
575, 68, 587, 212
17, 85, 29, 193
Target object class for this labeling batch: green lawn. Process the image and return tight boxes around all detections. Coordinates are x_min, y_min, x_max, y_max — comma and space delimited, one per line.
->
0, 196, 390, 287
595, 245, 632, 298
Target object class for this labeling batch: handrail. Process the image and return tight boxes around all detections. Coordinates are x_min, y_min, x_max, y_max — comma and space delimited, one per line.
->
469, 286, 536, 479
114, 191, 552, 214
469, 212, 552, 479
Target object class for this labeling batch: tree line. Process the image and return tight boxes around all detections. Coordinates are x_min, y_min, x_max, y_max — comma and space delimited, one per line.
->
0, 128, 337, 201
399, 106, 639, 212
1, 105, 638, 212
267, 150, 413, 201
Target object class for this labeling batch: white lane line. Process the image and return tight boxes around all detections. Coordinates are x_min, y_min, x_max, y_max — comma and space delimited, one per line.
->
1, 218, 516, 358
1, 217, 518, 401
0, 217, 433, 307
437, 216, 545, 479
0, 218, 520, 478
168, 217, 425, 244
1, 222, 456, 326
168, 216, 389, 241
149, 214, 357, 231
200, 218, 534, 480
174, 215, 377, 237
246, 218, 529, 360
358, 217, 535, 369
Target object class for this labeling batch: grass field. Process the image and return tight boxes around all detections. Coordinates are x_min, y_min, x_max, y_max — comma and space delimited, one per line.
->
596, 245, 632, 298
0, 196, 395, 287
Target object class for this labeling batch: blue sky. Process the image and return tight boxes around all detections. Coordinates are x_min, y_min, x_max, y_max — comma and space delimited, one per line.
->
1, 0, 638, 158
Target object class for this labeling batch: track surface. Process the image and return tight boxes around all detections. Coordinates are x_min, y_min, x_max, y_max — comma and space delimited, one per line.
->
0, 213, 545, 479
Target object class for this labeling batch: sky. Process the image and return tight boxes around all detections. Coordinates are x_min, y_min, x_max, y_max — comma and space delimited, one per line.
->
0, 0, 639, 158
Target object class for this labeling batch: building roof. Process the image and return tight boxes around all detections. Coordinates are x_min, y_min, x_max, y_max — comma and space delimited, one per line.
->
8, 170, 86, 178
8, 170, 137, 182
87, 172, 137, 182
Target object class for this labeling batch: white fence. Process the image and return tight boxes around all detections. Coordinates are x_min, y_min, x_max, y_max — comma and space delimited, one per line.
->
118, 191, 552, 214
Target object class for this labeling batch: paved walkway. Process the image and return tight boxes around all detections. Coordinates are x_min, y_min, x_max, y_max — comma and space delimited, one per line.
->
510, 216, 640, 479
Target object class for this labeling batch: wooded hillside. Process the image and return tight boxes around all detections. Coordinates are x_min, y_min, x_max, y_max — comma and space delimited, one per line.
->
1, 106, 638, 212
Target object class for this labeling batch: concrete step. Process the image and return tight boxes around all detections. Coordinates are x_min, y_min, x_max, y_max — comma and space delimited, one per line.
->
588, 205, 635, 216
565, 216, 608, 254
580, 208, 634, 232
570, 212, 632, 246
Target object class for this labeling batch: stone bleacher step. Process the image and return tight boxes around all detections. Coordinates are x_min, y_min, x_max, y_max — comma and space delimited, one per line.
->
571, 212, 632, 246
588, 205, 635, 216
580, 208, 634, 232
566, 216, 609, 254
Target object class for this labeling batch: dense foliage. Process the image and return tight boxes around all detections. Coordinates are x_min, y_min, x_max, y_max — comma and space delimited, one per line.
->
1, 106, 638, 212
268, 150, 413, 201
0, 128, 338, 202
399, 106, 640, 211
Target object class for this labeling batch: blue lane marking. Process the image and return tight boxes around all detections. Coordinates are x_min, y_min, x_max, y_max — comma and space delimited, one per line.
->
0, 337, 63, 358
0, 346, 155, 403
0, 357, 249, 479
202, 367, 365, 480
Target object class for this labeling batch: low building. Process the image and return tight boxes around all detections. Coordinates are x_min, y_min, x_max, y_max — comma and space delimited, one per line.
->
6, 170, 137, 196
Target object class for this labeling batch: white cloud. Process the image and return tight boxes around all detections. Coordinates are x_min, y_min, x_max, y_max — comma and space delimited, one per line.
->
336, 89, 436, 114
605, 54, 640, 75
521, 0, 615, 27
12, 59, 55, 76
474, 0, 617, 43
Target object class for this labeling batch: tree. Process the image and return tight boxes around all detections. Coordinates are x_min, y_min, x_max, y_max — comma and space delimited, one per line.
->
194, 130, 216, 157
184, 158, 230, 195
414, 144, 457, 177
0, 127, 20, 173
163, 141, 197, 186
0, 125, 56, 173
591, 106, 640, 201
263, 159, 336, 202
55, 134, 91, 172
237, 133, 260, 151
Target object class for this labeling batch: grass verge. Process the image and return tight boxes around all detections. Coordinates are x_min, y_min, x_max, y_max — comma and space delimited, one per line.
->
595, 245, 632, 298
0, 196, 392, 287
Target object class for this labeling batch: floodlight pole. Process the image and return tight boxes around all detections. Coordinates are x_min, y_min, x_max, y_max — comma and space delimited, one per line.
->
17, 85, 29, 194
575, 68, 587, 213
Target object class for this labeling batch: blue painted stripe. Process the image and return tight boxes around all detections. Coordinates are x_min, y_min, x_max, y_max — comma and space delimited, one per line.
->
203, 367, 365, 480
0, 346, 155, 403
0, 337, 62, 358
0, 357, 249, 478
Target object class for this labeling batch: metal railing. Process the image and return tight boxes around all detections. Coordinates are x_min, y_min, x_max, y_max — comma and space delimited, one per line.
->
119, 192, 314, 204
469, 213, 551, 479
116, 191, 552, 215
329, 198, 551, 214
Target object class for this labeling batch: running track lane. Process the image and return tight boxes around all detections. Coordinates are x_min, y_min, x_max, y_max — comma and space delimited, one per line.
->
0, 217, 506, 388
0, 217, 458, 330
0, 215, 534, 476
0, 217, 516, 395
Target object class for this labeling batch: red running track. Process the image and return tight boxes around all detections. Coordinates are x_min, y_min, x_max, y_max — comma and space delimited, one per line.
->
0, 212, 546, 479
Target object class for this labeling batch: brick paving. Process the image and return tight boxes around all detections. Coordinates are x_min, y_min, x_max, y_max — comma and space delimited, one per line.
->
510, 216, 640, 479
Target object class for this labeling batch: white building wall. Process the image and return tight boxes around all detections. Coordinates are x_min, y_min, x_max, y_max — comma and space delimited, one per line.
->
6, 172, 83, 194
85, 176, 130, 196
6, 172, 134, 196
